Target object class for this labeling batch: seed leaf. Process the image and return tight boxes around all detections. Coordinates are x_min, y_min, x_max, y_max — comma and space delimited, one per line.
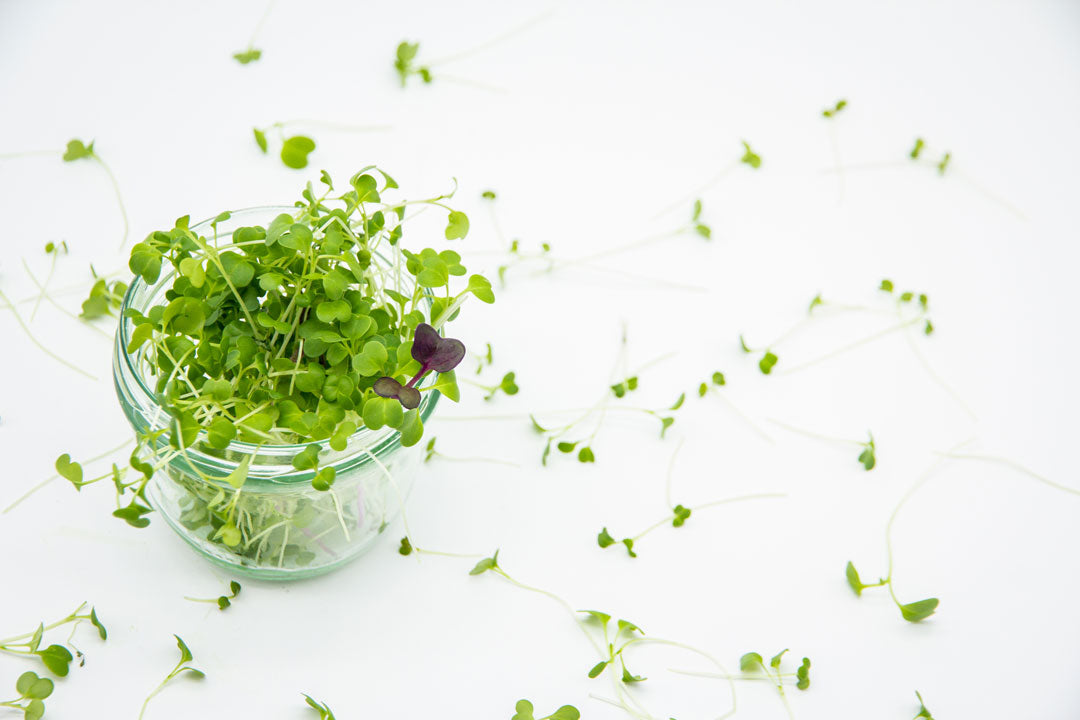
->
899, 598, 939, 623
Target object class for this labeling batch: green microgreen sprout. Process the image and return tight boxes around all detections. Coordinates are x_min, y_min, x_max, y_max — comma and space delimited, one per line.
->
253, 124, 317, 169
138, 635, 205, 720
822, 98, 848, 199
511, 698, 580, 720
597, 442, 785, 557
481, 189, 704, 292
393, 13, 550, 90
697, 370, 772, 442
611, 375, 638, 398
740, 140, 762, 169
62, 138, 129, 249
908, 137, 951, 176
738, 649, 812, 716
79, 269, 128, 321
1, 671, 54, 720
26, 240, 69, 321
467, 550, 743, 720
460, 370, 518, 400
55, 442, 155, 529
822, 99, 847, 118
303, 693, 337, 720
232, 0, 275, 64
0, 603, 106, 678
184, 580, 242, 610
913, 690, 934, 719
768, 420, 877, 471
471, 341, 494, 374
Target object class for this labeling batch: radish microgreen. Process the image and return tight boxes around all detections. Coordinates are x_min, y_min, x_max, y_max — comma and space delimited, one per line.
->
512, 698, 580, 720
184, 581, 241, 610
138, 636, 204, 720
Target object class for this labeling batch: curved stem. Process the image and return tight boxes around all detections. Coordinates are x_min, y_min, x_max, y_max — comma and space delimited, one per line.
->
0, 288, 96, 380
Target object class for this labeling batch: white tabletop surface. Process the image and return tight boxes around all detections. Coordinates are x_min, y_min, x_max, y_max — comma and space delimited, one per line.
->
1, 1, 1079, 718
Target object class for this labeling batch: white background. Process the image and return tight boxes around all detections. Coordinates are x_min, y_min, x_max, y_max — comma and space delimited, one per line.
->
1, 1, 1079, 718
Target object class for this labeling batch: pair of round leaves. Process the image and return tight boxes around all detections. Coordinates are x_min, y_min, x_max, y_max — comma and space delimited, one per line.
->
373, 323, 465, 409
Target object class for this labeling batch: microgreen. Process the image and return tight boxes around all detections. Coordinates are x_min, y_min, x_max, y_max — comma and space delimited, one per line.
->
845, 560, 938, 623
184, 580, 242, 610
80, 272, 128, 320
303, 694, 337, 720
740, 140, 762, 169
253, 125, 317, 168
394, 41, 431, 86
138, 635, 205, 720
822, 99, 847, 118
770, 421, 877, 471
511, 698, 580, 720
1, 671, 53, 720
913, 691, 934, 720
578, 610, 647, 683
374, 323, 466, 409
907, 138, 951, 176
598, 444, 785, 557
232, 0, 275, 64
738, 649, 811, 715
0, 603, 105, 678
610, 375, 639, 398
62, 138, 129, 248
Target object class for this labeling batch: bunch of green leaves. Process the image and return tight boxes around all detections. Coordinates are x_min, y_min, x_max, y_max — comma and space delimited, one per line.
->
1, 672, 54, 720
123, 168, 490, 484
139, 636, 205, 720
511, 699, 579, 720
303, 694, 337, 719
185, 580, 242, 610
845, 561, 939, 622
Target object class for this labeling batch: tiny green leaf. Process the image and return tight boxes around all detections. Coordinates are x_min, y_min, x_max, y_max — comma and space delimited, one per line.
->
759, 351, 778, 375
899, 598, 939, 623
796, 657, 811, 690
445, 211, 470, 240
845, 561, 865, 596
398, 537, 413, 556
739, 652, 764, 672
62, 139, 94, 162
469, 551, 499, 575
597, 527, 615, 548
280, 135, 316, 169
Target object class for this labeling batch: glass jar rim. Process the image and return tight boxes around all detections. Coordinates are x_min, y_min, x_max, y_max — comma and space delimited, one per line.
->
113, 205, 440, 483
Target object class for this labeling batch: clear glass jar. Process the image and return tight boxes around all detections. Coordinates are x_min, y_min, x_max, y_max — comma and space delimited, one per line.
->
112, 207, 438, 580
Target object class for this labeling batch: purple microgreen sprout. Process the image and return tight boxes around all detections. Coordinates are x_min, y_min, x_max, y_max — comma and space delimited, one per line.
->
374, 323, 465, 409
